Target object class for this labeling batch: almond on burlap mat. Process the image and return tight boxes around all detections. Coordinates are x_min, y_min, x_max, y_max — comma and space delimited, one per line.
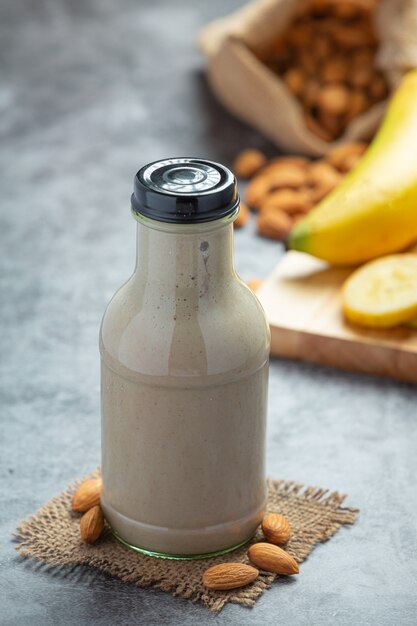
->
14, 469, 358, 612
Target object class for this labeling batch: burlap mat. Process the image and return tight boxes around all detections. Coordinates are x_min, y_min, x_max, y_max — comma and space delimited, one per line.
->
14, 469, 358, 612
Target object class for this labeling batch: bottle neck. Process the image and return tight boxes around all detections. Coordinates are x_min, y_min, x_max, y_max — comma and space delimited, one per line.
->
133, 217, 236, 292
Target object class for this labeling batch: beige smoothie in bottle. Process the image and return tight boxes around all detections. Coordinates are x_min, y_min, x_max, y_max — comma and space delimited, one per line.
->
100, 158, 270, 557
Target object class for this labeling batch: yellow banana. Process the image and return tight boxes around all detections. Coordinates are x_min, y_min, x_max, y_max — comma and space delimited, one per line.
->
342, 254, 417, 328
289, 70, 417, 266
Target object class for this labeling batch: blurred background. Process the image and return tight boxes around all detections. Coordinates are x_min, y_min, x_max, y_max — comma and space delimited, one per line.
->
1, 0, 280, 463
2, 1, 417, 624
1, 0, 281, 486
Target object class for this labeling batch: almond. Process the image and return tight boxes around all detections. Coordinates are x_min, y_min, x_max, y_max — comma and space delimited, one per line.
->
332, 24, 375, 49
291, 213, 306, 226
332, 1, 361, 20
285, 23, 312, 49
303, 78, 321, 108
202, 563, 259, 590
345, 90, 369, 123
315, 16, 345, 37
260, 157, 309, 177
246, 175, 274, 209
309, 185, 328, 204
72, 478, 102, 513
307, 160, 342, 194
80, 505, 104, 543
283, 67, 305, 97
349, 64, 373, 90
318, 85, 350, 116
246, 162, 307, 210
261, 513, 291, 545
260, 189, 311, 215
248, 543, 299, 575
233, 149, 267, 179
311, 35, 332, 62
296, 49, 317, 76
264, 161, 307, 189
309, 0, 331, 16
326, 142, 367, 172
317, 111, 343, 139
320, 56, 349, 84
308, 157, 340, 180
309, 184, 334, 204
234, 201, 250, 228
352, 49, 374, 69
342, 152, 363, 172
369, 73, 388, 101
257, 208, 292, 240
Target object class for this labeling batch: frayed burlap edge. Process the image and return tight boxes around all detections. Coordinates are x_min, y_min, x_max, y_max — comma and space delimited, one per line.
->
14, 469, 358, 612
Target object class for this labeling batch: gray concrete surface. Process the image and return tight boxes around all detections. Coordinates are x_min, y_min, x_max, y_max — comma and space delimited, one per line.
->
1, 1, 416, 624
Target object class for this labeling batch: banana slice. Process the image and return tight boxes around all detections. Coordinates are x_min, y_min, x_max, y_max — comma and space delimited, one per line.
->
342, 254, 417, 328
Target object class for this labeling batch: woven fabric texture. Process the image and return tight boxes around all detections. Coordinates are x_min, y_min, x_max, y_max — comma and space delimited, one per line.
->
15, 470, 357, 612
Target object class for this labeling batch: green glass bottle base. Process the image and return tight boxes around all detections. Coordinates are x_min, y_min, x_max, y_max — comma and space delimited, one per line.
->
109, 525, 252, 560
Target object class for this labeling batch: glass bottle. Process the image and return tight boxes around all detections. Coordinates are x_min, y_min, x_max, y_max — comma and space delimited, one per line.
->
100, 158, 270, 558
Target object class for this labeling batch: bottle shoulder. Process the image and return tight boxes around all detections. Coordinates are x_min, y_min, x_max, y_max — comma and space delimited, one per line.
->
100, 277, 270, 380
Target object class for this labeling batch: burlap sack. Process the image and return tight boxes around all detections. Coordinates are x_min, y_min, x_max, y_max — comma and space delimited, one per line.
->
199, 0, 417, 156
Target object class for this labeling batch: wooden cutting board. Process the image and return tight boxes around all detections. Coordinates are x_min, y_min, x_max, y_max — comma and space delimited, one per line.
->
256, 251, 417, 384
